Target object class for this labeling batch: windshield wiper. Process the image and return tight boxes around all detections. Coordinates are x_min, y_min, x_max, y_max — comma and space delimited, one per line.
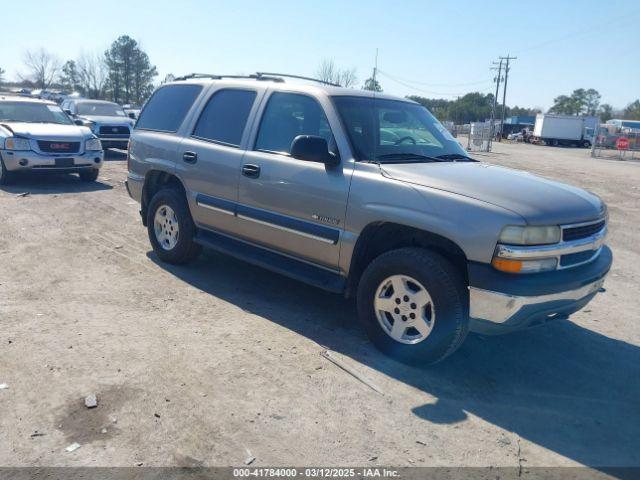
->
435, 153, 476, 162
375, 153, 445, 164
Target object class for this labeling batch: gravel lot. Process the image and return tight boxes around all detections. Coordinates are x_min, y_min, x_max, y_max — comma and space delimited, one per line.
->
1, 142, 638, 468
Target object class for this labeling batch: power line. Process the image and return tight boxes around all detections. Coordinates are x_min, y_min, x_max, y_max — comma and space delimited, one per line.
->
376, 70, 492, 97
512, 10, 640, 55
376, 69, 492, 87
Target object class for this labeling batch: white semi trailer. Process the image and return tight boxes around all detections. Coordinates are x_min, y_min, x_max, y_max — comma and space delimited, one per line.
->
530, 114, 593, 148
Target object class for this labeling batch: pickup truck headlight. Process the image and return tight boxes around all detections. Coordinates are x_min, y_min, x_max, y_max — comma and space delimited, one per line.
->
499, 225, 561, 245
3, 137, 31, 151
85, 138, 102, 151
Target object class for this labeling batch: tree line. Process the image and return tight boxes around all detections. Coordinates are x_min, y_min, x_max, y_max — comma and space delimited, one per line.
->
407, 93, 540, 124
548, 88, 640, 122
2, 52, 639, 120
1, 35, 157, 105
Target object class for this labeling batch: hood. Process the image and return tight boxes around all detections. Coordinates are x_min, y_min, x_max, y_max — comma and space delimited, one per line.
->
1, 122, 92, 140
78, 115, 133, 126
381, 162, 604, 225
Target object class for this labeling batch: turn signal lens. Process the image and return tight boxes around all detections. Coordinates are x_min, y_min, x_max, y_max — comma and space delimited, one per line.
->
492, 257, 557, 274
492, 257, 523, 273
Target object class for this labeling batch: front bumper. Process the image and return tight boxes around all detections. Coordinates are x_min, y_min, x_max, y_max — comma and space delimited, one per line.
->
125, 172, 144, 203
1, 149, 104, 172
468, 245, 612, 334
98, 137, 129, 149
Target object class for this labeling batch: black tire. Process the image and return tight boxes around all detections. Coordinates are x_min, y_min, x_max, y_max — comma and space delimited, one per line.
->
582, 140, 591, 148
0, 157, 14, 185
78, 169, 99, 182
357, 248, 469, 365
147, 188, 201, 264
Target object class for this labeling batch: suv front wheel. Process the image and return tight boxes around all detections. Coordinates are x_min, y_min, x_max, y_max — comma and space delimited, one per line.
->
0, 158, 14, 185
357, 248, 469, 364
147, 188, 201, 264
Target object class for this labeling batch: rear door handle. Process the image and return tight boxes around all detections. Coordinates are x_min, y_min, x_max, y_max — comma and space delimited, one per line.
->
183, 151, 198, 164
242, 164, 260, 178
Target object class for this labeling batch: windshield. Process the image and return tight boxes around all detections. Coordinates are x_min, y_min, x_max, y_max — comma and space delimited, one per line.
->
333, 96, 468, 162
0, 102, 73, 125
77, 102, 126, 117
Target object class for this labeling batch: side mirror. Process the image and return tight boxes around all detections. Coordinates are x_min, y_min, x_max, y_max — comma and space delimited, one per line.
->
290, 135, 339, 166
64, 109, 73, 115
128, 112, 136, 119
74, 119, 84, 126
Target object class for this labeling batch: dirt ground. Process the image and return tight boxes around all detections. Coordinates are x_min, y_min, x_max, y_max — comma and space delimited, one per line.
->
0, 142, 638, 468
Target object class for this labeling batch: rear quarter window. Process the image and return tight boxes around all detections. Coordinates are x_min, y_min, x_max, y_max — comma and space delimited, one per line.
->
136, 84, 203, 133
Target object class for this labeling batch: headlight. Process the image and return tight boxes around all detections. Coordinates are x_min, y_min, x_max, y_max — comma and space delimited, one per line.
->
499, 225, 561, 245
4, 137, 31, 151
85, 138, 102, 151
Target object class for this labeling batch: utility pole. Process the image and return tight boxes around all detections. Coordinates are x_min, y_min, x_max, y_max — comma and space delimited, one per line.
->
489, 59, 503, 150
499, 55, 517, 140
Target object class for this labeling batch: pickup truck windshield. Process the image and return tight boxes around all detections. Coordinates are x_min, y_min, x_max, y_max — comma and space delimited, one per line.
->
77, 102, 126, 117
333, 96, 469, 162
0, 102, 73, 125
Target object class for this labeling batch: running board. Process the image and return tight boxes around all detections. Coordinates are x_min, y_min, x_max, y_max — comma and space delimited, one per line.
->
194, 228, 346, 294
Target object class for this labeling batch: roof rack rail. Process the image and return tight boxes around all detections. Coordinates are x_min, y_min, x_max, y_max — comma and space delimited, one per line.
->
256, 72, 340, 87
173, 73, 222, 81
173, 72, 340, 87
173, 73, 284, 83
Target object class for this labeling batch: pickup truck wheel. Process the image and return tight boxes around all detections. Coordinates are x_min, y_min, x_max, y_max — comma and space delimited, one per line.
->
357, 248, 468, 365
0, 158, 14, 185
147, 188, 201, 264
78, 169, 99, 182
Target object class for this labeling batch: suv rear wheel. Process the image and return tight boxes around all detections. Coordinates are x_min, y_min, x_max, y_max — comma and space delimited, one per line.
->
357, 247, 469, 364
147, 188, 201, 264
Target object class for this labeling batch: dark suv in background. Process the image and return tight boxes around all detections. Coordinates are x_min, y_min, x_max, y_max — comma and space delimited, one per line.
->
61, 98, 134, 150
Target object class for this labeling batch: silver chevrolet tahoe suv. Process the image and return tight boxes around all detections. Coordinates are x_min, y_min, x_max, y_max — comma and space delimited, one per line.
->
126, 73, 611, 364
0, 95, 104, 183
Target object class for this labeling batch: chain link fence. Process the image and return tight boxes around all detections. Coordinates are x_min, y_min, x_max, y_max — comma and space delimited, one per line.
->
591, 128, 640, 160
466, 122, 492, 152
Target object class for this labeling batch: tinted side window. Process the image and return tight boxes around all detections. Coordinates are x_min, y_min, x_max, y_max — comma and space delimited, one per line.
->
255, 93, 333, 154
136, 84, 202, 132
192, 89, 257, 146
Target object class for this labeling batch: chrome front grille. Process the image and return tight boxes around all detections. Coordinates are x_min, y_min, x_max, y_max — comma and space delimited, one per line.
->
562, 219, 606, 242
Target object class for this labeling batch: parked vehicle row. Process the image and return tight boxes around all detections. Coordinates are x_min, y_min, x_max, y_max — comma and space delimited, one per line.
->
125, 73, 611, 364
0, 95, 104, 184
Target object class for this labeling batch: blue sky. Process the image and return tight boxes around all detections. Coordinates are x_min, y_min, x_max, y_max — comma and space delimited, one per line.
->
2, 0, 638, 110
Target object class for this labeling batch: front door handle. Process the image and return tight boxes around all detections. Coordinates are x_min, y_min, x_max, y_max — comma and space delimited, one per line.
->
242, 164, 261, 179
183, 151, 198, 164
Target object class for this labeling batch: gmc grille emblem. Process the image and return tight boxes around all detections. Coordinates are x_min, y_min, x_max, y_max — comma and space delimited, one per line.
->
112, 127, 118, 133
50, 143, 69, 150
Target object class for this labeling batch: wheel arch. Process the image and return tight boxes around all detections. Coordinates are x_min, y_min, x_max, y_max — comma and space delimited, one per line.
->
346, 222, 469, 298
141, 170, 186, 226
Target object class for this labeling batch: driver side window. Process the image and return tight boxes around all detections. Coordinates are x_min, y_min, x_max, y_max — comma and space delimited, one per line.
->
255, 92, 336, 155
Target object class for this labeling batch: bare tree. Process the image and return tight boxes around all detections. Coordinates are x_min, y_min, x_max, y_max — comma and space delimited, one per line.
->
21, 49, 61, 89
337, 68, 358, 88
77, 52, 108, 99
315, 59, 357, 87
